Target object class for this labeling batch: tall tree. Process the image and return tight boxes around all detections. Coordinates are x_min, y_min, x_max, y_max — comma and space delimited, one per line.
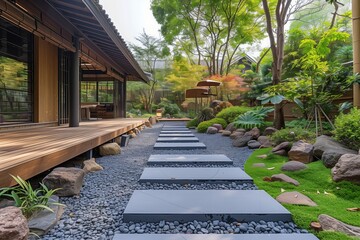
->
261, 0, 323, 129
129, 31, 170, 113
151, 0, 264, 76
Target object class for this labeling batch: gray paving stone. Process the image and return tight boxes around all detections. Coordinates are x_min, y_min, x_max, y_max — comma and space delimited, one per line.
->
139, 167, 253, 184
162, 126, 187, 128
154, 142, 206, 150
159, 134, 195, 137
157, 137, 199, 142
113, 234, 319, 240
123, 190, 292, 222
162, 127, 189, 130
147, 154, 233, 165
161, 130, 192, 133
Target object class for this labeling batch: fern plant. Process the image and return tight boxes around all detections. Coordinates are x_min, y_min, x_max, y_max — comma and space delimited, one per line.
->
0, 175, 62, 218
197, 107, 215, 123
233, 107, 274, 129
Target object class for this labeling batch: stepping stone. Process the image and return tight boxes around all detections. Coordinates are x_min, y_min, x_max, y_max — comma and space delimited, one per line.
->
160, 130, 192, 133
154, 142, 206, 150
162, 126, 187, 128
139, 167, 253, 184
123, 190, 292, 222
113, 234, 319, 240
156, 137, 199, 143
159, 134, 194, 137
147, 154, 233, 165
161, 128, 189, 131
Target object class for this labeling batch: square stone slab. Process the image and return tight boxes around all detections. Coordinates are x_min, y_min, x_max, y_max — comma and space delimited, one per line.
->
147, 154, 233, 165
162, 126, 187, 128
113, 234, 319, 240
161, 130, 192, 133
139, 167, 253, 184
154, 142, 206, 150
159, 134, 195, 137
157, 137, 199, 143
123, 190, 292, 222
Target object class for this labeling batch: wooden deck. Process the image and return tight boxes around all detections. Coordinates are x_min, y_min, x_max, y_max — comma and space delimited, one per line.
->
0, 118, 146, 187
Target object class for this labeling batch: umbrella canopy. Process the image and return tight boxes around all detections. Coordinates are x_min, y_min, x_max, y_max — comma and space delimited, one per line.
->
196, 80, 221, 87
185, 88, 209, 98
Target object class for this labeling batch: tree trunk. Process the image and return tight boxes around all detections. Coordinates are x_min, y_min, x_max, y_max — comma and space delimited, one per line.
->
353, 0, 360, 107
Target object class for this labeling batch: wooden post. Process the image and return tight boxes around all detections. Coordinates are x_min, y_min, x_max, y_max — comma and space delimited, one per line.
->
118, 77, 126, 118
69, 37, 80, 127
353, 0, 360, 106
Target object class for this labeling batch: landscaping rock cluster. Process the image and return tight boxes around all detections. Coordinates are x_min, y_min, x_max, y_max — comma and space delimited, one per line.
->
332, 154, 360, 184
0, 206, 29, 240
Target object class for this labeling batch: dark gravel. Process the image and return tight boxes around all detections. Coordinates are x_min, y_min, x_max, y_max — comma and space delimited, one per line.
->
41, 121, 306, 240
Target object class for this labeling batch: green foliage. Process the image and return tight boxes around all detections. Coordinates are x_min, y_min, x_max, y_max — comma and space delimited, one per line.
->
270, 128, 316, 145
233, 107, 274, 130
215, 106, 251, 123
157, 98, 181, 116
0, 176, 61, 218
286, 119, 333, 133
197, 118, 227, 133
334, 108, 360, 150
197, 107, 215, 123
245, 149, 360, 240
186, 118, 199, 128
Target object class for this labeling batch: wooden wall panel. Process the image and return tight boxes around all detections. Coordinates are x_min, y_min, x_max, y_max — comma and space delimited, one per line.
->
34, 37, 59, 123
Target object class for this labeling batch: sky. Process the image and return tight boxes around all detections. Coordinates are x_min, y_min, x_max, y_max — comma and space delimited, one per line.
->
98, 0, 162, 45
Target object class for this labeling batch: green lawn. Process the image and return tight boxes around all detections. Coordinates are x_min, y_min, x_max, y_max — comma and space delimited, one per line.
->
245, 148, 360, 240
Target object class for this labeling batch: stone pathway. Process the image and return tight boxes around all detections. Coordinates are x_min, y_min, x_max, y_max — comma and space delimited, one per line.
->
114, 123, 319, 240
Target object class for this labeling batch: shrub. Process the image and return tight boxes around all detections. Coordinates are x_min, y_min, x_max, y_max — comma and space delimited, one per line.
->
233, 107, 274, 130
186, 118, 199, 128
197, 107, 215, 122
270, 128, 316, 145
216, 106, 251, 123
158, 98, 181, 116
0, 176, 62, 218
334, 108, 360, 150
197, 118, 227, 133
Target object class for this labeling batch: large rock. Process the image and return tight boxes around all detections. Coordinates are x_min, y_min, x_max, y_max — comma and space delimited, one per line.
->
99, 142, 121, 156
257, 136, 272, 148
221, 130, 232, 136
271, 173, 299, 186
145, 121, 152, 128
276, 191, 317, 206
149, 116, 157, 125
0, 206, 28, 240
273, 149, 287, 156
281, 161, 308, 172
28, 196, 64, 236
43, 167, 85, 196
244, 127, 260, 140
232, 135, 252, 147
230, 131, 244, 139
272, 142, 291, 153
313, 135, 356, 159
206, 126, 218, 134
332, 154, 360, 184
82, 158, 103, 173
288, 141, 314, 164
322, 151, 344, 168
225, 123, 237, 132
247, 140, 261, 149
212, 124, 223, 131
263, 127, 278, 136
318, 214, 360, 237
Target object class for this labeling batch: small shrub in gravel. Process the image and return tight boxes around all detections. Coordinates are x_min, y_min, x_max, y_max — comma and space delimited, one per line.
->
270, 128, 315, 145
197, 118, 227, 133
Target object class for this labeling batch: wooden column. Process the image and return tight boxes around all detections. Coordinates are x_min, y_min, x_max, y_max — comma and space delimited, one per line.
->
119, 78, 127, 118
353, 0, 360, 106
69, 37, 80, 127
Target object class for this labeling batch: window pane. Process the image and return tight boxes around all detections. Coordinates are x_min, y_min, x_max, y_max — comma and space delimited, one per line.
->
98, 81, 113, 103
81, 82, 97, 103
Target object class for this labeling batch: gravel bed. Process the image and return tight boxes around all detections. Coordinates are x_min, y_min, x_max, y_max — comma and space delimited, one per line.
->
41, 121, 302, 240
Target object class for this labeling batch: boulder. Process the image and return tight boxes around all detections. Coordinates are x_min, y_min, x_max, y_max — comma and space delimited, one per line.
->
332, 154, 360, 184
221, 130, 232, 136
128, 130, 136, 138
318, 214, 360, 237
244, 127, 260, 139
288, 141, 314, 164
281, 161, 308, 172
232, 135, 252, 147
272, 142, 291, 153
313, 135, 356, 159
28, 196, 64, 236
218, 130, 224, 133
253, 163, 266, 168
235, 128, 246, 133
0, 206, 28, 240
322, 151, 344, 168
145, 121, 152, 128
43, 167, 85, 196
263, 127, 278, 136
258, 136, 272, 148
82, 158, 103, 173
99, 142, 121, 156
276, 191, 317, 206
271, 173, 299, 186
247, 140, 261, 149
273, 149, 287, 156
206, 126, 218, 134
149, 116, 157, 125
225, 123, 237, 132
212, 124, 223, 131
230, 131, 244, 139
134, 127, 140, 135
